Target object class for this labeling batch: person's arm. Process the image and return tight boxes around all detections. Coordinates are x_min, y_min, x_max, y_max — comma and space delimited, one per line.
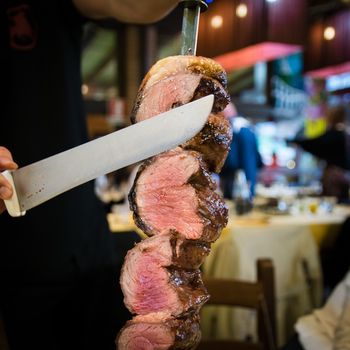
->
290, 129, 344, 162
0, 147, 18, 214
73, 0, 179, 24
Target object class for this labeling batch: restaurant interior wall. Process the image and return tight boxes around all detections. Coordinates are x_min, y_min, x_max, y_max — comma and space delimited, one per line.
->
79, 0, 350, 139
197, 0, 308, 58
306, 8, 350, 71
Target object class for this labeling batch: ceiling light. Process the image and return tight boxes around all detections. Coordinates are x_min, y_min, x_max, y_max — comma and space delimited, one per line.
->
324, 26, 336, 40
266, 0, 278, 2
211, 15, 223, 29
236, 3, 248, 18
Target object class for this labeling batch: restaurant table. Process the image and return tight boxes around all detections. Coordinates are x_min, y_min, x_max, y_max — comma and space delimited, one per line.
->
267, 204, 350, 250
200, 203, 350, 347
106, 203, 350, 347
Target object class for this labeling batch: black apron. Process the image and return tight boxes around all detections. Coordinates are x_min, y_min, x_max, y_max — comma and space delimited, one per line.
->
0, 1, 131, 348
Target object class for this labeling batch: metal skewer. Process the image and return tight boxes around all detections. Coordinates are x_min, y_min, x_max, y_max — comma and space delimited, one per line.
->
180, 0, 208, 55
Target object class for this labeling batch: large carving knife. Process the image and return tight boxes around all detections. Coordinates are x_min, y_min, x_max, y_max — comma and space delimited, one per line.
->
180, 0, 208, 55
2, 95, 214, 217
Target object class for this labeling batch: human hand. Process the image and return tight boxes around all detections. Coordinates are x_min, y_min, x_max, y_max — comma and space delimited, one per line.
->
74, 0, 180, 24
0, 147, 18, 214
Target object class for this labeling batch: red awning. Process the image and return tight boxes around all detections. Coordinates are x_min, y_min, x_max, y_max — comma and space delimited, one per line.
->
305, 61, 350, 79
214, 42, 302, 72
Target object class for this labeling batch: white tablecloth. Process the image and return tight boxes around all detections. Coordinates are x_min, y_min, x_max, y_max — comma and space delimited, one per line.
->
201, 224, 323, 347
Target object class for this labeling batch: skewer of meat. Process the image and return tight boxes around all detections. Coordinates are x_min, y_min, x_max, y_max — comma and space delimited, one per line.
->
117, 55, 231, 349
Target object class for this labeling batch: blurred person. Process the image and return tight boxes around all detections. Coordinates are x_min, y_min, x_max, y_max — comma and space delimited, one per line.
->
290, 105, 350, 203
290, 106, 350, 315
0, 1, 178, 349
220, 101, 263, 200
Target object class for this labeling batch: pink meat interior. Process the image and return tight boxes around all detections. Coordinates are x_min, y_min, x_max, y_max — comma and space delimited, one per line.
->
129, 255, 181, 315
118, 323, 174, 350
136, 151, 204, 239
135, 73, 202, 122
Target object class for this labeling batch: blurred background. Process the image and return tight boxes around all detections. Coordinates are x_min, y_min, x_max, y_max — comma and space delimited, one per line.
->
85, 0, 350, 209
81, 1, 350, 347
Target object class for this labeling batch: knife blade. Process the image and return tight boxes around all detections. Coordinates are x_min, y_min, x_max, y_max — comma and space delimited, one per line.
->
2, 95, 214, 217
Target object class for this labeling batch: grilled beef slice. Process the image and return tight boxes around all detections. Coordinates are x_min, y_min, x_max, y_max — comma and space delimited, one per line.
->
130, 55, 231, 172
120, 232, 209, 317
128, 148, 228, 242
131, 56, 229, 122
135, 55, 227, 105
131, 74, 229, 123
117, 313, 201, 350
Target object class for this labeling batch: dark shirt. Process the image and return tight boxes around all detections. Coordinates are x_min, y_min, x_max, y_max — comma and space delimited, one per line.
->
0, 0, 116, 282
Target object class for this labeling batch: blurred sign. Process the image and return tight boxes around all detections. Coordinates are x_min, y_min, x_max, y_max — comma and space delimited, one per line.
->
326, 72, 350, 92
271, 76, 307, 118
271, 52, 307, 119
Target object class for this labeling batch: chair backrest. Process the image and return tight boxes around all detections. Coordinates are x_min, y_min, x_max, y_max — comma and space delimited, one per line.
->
198, 258, 276, 350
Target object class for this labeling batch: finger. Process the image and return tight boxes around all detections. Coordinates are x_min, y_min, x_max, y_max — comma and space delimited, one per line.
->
0, 157, 18, 171
0, 174, 13, 200
0, 146, 13, 158
0, 146, 18, 170
0, 186, 12, 200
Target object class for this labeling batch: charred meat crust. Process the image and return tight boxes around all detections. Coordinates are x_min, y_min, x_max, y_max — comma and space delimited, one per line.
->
182, 113, 233, 173
192, 77, 230, 113
187, 60, 227, 89
128, 150, 228, 241
196, 189, 228, 242
167, 267, 209, 313
170, 313, 202, 350
170, 233, 211, 269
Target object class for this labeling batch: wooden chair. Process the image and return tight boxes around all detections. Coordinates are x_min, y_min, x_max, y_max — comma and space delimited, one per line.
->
198, 258, 277, 350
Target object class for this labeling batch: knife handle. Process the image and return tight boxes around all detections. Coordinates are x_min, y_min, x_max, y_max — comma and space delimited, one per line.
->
2, 170, 26, 217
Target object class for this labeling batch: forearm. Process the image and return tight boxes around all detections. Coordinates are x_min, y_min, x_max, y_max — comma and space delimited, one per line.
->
74, 0, 179, 24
